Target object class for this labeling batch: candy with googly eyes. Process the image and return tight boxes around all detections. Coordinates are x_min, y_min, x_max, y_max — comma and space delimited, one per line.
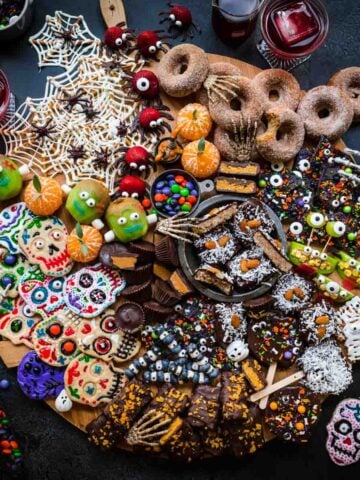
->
289, 242, 338, 275
336, 251, 360, 289
315, 274, 354, 303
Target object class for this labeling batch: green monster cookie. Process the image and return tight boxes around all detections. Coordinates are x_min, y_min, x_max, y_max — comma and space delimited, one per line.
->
0, 157, 29, 201
65, 179, 110, 229
105, 198, 157, 243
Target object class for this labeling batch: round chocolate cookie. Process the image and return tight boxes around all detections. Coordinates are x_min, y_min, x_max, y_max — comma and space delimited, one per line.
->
264, 386, 321, 443
248, 313, 303, 367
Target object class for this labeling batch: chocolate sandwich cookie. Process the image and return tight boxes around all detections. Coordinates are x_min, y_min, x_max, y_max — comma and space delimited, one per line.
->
248, 314, 303, 368
229, 406, 265, 457
187, 385, 221, 431
264, 386, 321, 443
220, 372, 249, 422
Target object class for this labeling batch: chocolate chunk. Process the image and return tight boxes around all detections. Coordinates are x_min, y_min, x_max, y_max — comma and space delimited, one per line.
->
242, 358, 267, 392
220, 372, 250, 422
187, 385, 221, 430
115, 302, 145, 333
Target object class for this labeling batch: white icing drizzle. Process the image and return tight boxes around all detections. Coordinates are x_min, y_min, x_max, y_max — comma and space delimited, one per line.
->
335, 296, 360, 362
214, 303, 247, 344
273, 273, 313, 314
299, 300, 336, 345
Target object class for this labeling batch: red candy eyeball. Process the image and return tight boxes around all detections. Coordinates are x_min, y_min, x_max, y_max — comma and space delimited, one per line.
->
169, 5, 192, 27
104, 26, 128, 49
139, 107, 161, 128
118, 175, 147, 198
124, 146, 150, 169
132, 70, 159, 98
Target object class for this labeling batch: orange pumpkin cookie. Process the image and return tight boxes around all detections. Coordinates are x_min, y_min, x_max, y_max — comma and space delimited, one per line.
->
24, 175, 63, 216
173, 103, 212, 141
67, 224, 103, 263
181, 138, 220, 179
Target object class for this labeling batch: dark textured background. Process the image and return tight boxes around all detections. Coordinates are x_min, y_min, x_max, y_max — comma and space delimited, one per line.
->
1, 0, 360, 479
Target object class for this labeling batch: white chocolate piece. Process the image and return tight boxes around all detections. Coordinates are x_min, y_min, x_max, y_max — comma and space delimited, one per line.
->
146, 213, 158, 225
104, 230, 115, 243
91, 218, 104, 230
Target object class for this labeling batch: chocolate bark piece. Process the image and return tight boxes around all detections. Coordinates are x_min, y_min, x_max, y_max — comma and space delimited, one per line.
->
187, 385, 221, 431
264, 386, 321, 443
148, 385, 190, 420
99, 243, 138, 270
242, 358, 267, 392
229, 406, 265, 457
215, 177, 258, 195
218, 161, 260, 177
165, 420, 203, 462
194, 265, 233, 295
192, 202, 238, 235
253, 230, 292, 273
169, 269, 194, 297
103, 380, 153, 435
199, 425, 230, 457
86, 413, 119, 451
243, 294, 275, 321
220, 372, 250, 422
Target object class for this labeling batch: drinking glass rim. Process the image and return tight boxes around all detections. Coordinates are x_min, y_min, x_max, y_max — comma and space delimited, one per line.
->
212, 0, 265, 19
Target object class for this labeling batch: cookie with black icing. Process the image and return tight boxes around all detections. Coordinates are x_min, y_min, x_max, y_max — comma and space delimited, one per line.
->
264, 386, 321, 443
248, 313, 303, 368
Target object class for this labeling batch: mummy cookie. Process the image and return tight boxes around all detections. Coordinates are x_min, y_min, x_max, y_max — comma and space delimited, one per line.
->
63, 264, 126, 318
336, 296, 360, 362
227, 247, 276, 290
265, 386, 321, 443
17, 351, 65, 401
18, 216, 73, 277
0, 296, 40, 348
273, 273, 313, 314
248, 314, 302, 368
326, 398, 360, 466
76, 309, 141, 362
299, 300, 336, 344
64, 355, 126, 407
0, 203, 33, 254
194, 228, 237, 265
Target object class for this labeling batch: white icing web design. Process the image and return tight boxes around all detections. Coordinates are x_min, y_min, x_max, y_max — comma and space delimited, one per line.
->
0, 52, 160, 193
29, 11, 100, 69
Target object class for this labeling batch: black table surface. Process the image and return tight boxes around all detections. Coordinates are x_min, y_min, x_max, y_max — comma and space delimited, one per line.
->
1, 0, 360, 479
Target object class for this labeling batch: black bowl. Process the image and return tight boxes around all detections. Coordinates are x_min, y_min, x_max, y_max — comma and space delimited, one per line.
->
178, 194, 287, 303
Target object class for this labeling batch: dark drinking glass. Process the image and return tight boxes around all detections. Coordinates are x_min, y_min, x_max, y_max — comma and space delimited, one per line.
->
212, 0, 263, 47
0, 70, 10, 122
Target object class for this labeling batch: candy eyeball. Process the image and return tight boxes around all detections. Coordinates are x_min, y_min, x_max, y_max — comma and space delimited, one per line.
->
121, 33, 129, 41
150, 120, 157, 128
86, 198, 96, 208
148, 45, 157, 54
326, 281, 340, 295
156, 41, 162, 48
271, 162, 284, 172
332, 199, 340, 208
34, 239, 45, 250
130, 212, 140, 221
298, 159, 311, 172
349, 259, 357, 267
340, 196, 348, 204
175, 20, 183, 27
326, 221, 346, 238
320, 252, 328, 260
270, 174, 283, 187
115, 37, 122, 46
136, 77, 150, 92
117, 217, 127, 225
306, 212, 326, 229
339, 290, 348, 299
169, 13, 176, 21
304, 246, 312, 255
80, 191, 89, 200
311, 249, 320, 258
289, 222, 303, 235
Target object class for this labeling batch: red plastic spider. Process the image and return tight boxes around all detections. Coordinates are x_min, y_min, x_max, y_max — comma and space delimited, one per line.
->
131, 30, 170, 62
159, 3, 201, 40
130, 106, 173, 141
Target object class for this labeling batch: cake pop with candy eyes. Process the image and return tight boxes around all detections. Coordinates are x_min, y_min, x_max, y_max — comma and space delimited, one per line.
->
123, 70, 161, 105
132, 30, 170, 62
130, 106, 174, 141
0, 157, 29, 201
116, 146, 154, 177
103, 22, 135, 54
158, 3, 201, 41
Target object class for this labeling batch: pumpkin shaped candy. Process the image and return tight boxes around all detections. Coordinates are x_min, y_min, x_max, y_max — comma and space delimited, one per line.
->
181, 138, 220, 179
173, 103, 212, 141
67, 223, 103, 263
24, 175, 63, 216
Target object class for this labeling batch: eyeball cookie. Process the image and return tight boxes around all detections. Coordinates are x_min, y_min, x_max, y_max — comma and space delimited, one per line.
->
227, 247, 275, 290
273, 273, 313, 314
194, 228, 237, 265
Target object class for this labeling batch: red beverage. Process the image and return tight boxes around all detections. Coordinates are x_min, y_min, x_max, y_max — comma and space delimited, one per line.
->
260, 0, 329, 59
0, 70, 10, 122
212, 0, 262, 46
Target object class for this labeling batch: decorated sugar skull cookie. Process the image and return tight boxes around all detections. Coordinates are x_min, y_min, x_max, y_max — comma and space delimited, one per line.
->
0, 202, 34, 254
326, 398, 360, 466
18, 216, 73, 277
64, 354, 126, 407
0, 251, 30, 298
17, 351, 65, 401
32, 312, 80, 367
64, 264, 126, 318
0, 157, 29, 201
76, 309, 141, 362
19, 269, 66, 319
65, 179, 110, 229
0, 296, 40, 348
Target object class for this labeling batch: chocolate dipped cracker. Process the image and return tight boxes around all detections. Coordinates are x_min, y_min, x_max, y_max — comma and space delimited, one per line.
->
200, 425, 230, 457
187, 385, 221, 430
86, 413, 118, 451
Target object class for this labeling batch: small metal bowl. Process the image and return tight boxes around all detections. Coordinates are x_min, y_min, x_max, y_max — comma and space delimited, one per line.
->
178, 194, 287, 303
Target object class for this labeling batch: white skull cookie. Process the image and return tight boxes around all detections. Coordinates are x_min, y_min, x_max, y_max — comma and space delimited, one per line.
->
64, 354, 126, 407
76, 309, 141, 362
18, 216, 73, 277
64, 264, 126, 318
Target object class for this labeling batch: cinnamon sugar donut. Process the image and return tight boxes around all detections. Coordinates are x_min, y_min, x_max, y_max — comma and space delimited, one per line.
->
208, 76, 263, 129
196, 62, 243, 107
157, 44, 209, 98
328, 67, 360, 121
214, 122, 265, 162
256, 107, 305, 163
297, 86, 353, 141
253, 69, 301, 112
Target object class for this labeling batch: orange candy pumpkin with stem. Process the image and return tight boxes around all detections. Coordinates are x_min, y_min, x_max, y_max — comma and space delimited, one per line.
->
24, 175, 63, 216
173, 103, 212, 141
67, 223, 103, 263
181, 138, 220, 179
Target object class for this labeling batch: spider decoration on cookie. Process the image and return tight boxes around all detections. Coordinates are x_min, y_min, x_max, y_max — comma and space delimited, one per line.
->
103, 22, 135, 54
123, 70, 160, 105
131, 30, 170, 62
29, 119, 57, 144
115, 146, 154, 177
131, 105, 173, 141
158, 3, 201, 40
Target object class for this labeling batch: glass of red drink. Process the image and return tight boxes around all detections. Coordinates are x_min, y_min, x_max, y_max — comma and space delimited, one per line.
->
0, 70, 10, 122
257, 0, 329, 70
212, 0, 264, 47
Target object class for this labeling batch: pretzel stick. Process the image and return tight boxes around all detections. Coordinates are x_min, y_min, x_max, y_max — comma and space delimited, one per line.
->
250, 371, 305, 403
259, 362, 277, 410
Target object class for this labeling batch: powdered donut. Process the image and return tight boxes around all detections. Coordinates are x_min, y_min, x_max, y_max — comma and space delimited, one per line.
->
297, 85, 353, 141
328, 67, 360, 121
256, 107, 305, 164
253, 69, 301, 112
208, 76, 264, 129
214, 122, 265, 162
157, 44, 209, 98
196, 62, 243, 107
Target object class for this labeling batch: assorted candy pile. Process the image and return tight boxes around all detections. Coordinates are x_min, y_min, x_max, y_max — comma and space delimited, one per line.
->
0, 5, 359, 466
0, 0, 24, 29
